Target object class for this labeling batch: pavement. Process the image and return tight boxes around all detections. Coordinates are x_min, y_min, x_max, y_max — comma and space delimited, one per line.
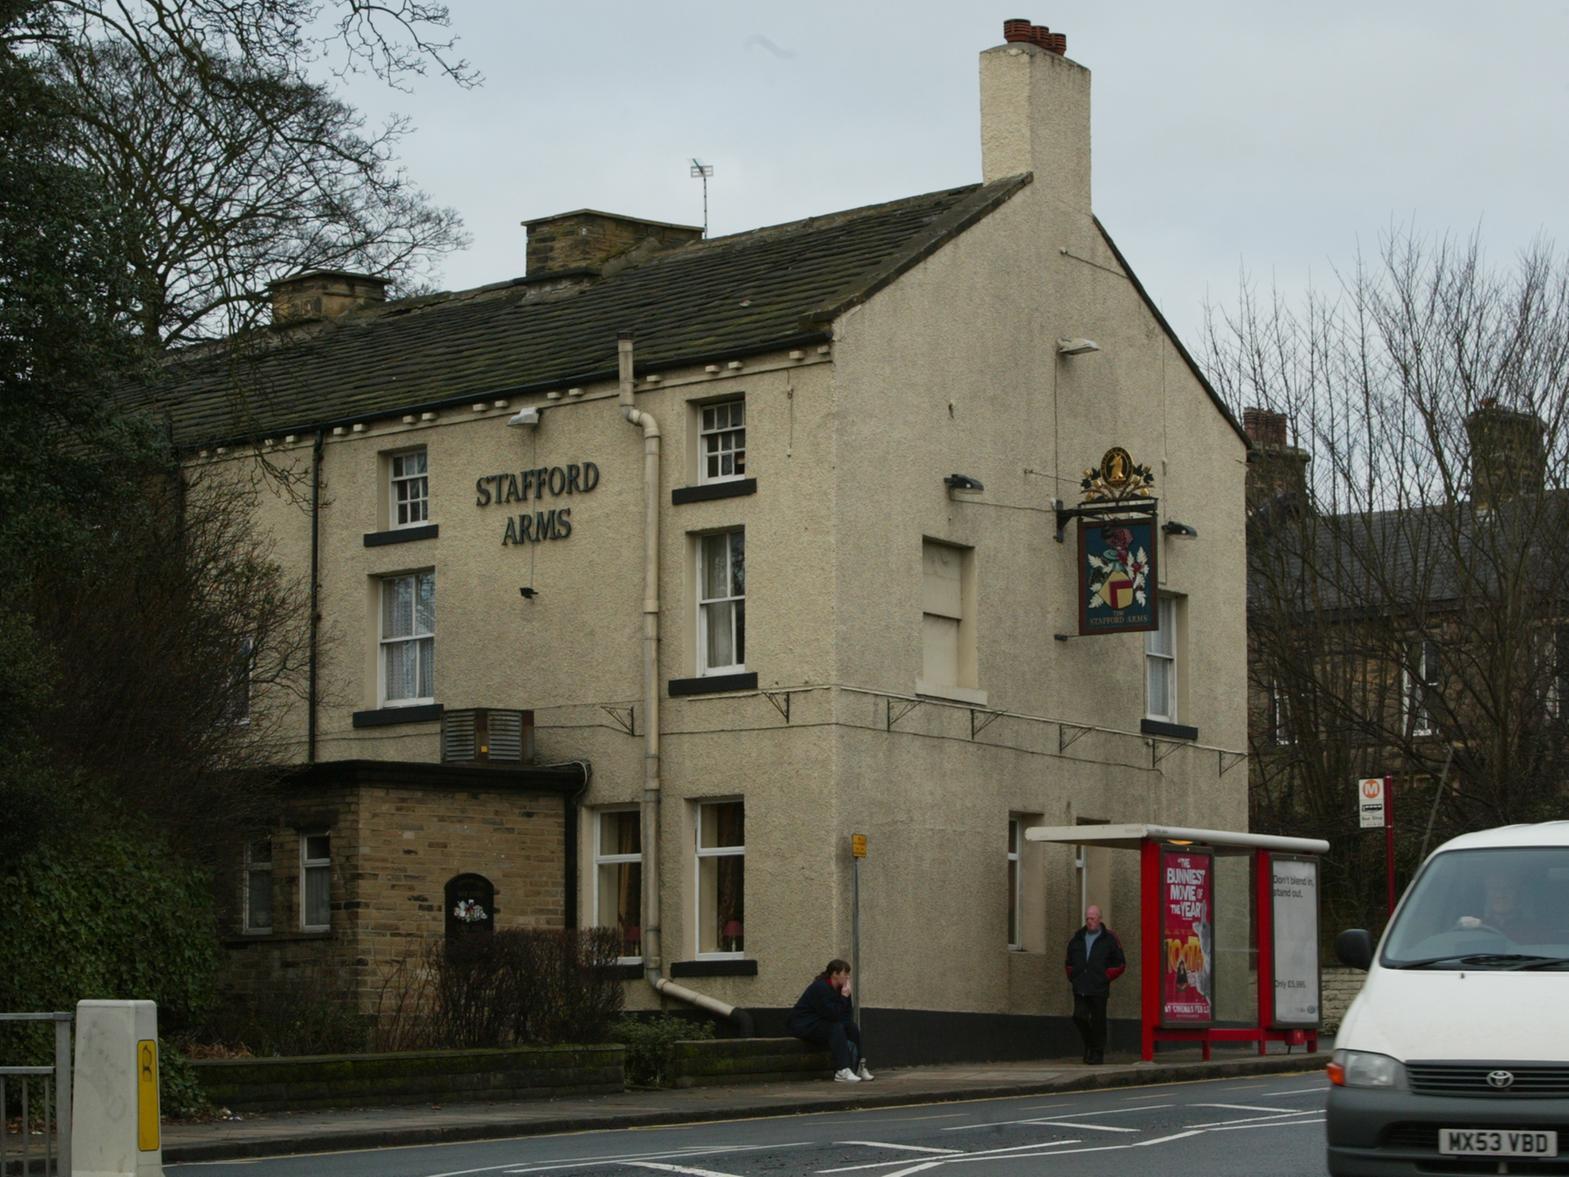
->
161, 1042, 1332, 1164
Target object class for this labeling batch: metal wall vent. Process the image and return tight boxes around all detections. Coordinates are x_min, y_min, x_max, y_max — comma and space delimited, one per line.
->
441, 709, 533, 763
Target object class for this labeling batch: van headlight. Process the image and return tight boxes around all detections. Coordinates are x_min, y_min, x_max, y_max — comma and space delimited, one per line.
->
1330, 1050, 1407, 1089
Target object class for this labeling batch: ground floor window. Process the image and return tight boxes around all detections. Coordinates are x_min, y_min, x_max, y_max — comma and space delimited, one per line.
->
696, 800, 744, 955
300, 830, 331, 931
244, 836, 272, 933
594, 808, 642, 960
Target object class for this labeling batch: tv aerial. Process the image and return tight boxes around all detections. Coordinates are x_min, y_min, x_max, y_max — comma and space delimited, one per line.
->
689, 158, 714, 237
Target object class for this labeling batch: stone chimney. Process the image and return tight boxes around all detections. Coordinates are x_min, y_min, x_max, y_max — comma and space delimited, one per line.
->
1244, 407, 1311, 515
979, 19, 1090, 210
1466, 400, 1546, 511
522, 210, 703, 277
269, 271, 389, 326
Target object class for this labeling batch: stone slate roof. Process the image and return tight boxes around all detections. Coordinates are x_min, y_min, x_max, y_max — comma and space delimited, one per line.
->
135, 177, 1032, 449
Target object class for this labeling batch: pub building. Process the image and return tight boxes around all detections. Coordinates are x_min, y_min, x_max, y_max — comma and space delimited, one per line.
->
145, 23, 1253, 1063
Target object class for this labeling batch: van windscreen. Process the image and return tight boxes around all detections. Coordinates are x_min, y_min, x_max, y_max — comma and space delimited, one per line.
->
1382, 846, 1569, 968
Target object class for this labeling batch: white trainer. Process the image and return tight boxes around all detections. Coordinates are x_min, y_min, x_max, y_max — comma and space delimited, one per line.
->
857, 1062, 875, 1081
833, 1067, 861, 1083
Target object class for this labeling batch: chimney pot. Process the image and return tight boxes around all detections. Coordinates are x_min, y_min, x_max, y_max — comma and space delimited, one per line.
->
1047, 32, 1067, 54
1243, 407, 1289, 449
1003, 18, 1032, 42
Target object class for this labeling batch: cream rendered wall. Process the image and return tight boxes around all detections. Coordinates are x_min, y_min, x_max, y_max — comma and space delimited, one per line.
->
822, 50, 1248, 1025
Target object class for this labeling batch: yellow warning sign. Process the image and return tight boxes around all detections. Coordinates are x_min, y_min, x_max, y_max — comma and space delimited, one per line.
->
850, 834, 867, 859
137, 1038, 160, 1151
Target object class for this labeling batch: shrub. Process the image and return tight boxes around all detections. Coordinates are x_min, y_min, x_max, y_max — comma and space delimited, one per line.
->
159, 1041, 211, 1118
372, 928, 624, 1051
196, 975, 367, 1057
612, 1014, 715, 1087
0, 832, 218, 1064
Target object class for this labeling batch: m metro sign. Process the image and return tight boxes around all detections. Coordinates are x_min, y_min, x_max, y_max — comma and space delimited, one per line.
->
1358, 777, 1386, 829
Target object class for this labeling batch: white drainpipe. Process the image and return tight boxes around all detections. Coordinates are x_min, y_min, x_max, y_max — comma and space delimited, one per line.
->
617, 333, 752, 1034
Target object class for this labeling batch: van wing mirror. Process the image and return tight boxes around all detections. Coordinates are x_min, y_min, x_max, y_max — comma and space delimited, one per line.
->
1335, 928, 1374, 971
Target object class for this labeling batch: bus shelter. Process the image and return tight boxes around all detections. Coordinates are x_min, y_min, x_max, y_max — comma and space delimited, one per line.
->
1024, 824, 1330, 1062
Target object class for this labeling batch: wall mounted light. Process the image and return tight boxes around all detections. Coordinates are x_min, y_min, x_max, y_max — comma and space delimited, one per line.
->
1056, 338, 1101, 356
1162, 520, 1198, 537
507, 406, 541, 428
519, 587, 539, 600
944, 473, 985, 496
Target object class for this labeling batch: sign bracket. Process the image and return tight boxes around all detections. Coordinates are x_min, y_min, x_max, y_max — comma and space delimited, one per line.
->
1151, 738, 1183, 767
1218, 750, 1247, 776
1059, 722, 1092, 752
887, 697, 923, 731
1053, 496, 1159, 544
600, 705, 635, 737
970, 708, 1003, 740
761, 690, 792, 723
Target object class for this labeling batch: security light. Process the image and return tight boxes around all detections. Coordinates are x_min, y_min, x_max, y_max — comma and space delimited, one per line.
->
1056, 338, 1101, 356
1162, 521, 1198, 538
944, 473, 985, 494
507, 406, 541, 427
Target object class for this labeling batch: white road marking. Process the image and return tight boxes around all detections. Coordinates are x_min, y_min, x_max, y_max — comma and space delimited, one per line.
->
483, 1142, 808, 1176
1206, 1118, 1325, 1132
817, 1140, 1084, 1172
942, 1103, 1173, 1131
839, 1142, 964, 1155
1021, 1120, 1140, 1133
1193, 1102, 1300, 1113
1185, 1110, 1321, 1129
625, 1164, 745, 1177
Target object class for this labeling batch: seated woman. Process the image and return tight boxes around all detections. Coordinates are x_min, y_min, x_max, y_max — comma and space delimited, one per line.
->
787, 958, 873, 1083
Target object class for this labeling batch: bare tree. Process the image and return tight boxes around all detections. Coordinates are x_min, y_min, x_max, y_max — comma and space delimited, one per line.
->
45, 40, 465, 344
1207, 231, 1569, 931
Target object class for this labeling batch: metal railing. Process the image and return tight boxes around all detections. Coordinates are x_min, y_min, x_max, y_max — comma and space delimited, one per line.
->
0, 1013, 72, 1177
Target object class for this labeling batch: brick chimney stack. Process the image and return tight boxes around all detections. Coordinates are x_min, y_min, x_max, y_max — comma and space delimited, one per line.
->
1244, 407, 1311, 516
1466, 400, 1546, 511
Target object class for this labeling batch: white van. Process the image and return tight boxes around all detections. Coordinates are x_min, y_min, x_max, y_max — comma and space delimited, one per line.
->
1328, 821, 1569, 1176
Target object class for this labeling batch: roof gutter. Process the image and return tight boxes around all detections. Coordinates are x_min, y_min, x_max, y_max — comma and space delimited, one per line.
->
617, 331, 752, 1036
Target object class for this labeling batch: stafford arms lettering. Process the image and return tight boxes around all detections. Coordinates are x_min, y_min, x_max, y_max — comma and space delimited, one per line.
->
475, 461, 600, 546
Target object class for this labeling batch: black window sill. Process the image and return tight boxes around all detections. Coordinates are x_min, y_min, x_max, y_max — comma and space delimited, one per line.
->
364, 523, 439, 547
1141, 719, 1199, 741
669, 672, 758, 697
670, 959, 757, 978
353, 702, 444, 727
601, 963, 645, 981
672, 478, 756, 505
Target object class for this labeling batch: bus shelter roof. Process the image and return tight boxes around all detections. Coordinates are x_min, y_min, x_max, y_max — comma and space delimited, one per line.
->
1022, 823, 1328, 856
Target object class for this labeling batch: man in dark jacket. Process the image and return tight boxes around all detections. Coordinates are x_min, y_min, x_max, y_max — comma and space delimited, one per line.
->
1064, 904, 1126, 1064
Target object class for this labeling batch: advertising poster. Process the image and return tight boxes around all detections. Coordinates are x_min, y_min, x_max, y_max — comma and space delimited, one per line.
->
1271, 855, 1321, 1027
1077, 519, 1158, 635
1160, 846, 1213, 1026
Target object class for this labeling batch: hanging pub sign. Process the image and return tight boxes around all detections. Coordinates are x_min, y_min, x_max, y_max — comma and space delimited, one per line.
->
1159, 845, 1213, 1027
1066, 447, 1160, 635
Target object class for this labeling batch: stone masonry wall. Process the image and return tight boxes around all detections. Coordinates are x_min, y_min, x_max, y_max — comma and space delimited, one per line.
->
217, 782, 567, 1022
1320, 967, 1365, 1032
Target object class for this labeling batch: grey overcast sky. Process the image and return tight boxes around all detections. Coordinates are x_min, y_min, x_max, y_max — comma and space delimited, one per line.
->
343, 2, 1569, 347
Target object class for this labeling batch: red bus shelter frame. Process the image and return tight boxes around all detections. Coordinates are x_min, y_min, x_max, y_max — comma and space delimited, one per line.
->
1024, 823, 1329, 1062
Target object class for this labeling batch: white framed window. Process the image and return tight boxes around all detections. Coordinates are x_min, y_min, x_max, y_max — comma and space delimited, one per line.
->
1270, 681, 1293, 745
697, 530, 745, 674
594, 808, 643, 962
244, 836, 272, 933
380, 570, 435, 705
699, 399, 746, 483
389, 448, 429, 528
695, 800, 744, 957
300, 831, 331, 931
1007, 819, 1021, 950
1145, 595, 1178, 722
1402, 638, 1439, 737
